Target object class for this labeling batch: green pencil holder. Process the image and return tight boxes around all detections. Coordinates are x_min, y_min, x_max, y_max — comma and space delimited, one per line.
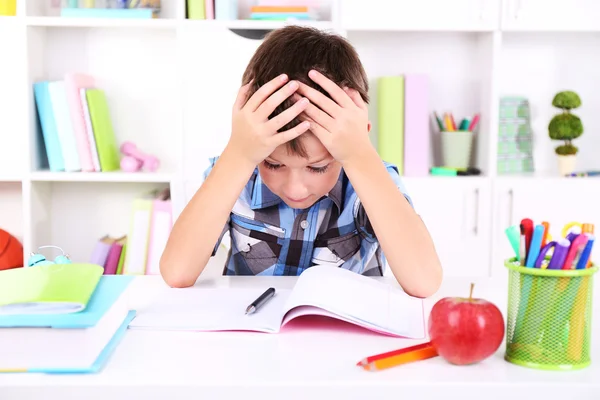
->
504, 258, 598, 371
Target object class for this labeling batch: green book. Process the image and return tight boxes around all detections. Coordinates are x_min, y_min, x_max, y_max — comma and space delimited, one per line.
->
377, 76, 405, 174
0, 263, 103, 314
85, 89, 120, 172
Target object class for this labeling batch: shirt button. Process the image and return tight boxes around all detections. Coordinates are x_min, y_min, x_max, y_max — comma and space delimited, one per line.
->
300, 220, 309, 230
242, 243, 251, 252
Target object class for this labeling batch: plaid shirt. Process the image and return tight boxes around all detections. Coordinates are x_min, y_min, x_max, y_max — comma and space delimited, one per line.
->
204, 157, 413, 276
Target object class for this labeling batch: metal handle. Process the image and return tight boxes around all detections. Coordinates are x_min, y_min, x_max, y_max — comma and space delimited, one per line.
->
473, 188, 480, 235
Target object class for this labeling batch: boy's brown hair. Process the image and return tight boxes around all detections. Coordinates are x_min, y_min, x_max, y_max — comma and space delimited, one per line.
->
241, 25, 369, 158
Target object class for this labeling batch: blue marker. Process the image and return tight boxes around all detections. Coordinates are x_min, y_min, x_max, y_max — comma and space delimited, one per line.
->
576, 234, 595, 269
526, 224, 545, 268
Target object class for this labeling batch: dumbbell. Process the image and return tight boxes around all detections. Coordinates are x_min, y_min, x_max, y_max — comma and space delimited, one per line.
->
120, 141, 160, 172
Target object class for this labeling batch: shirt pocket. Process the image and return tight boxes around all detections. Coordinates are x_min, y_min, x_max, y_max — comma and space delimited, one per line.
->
311, 230, 361, 267
230, 214, 285, 275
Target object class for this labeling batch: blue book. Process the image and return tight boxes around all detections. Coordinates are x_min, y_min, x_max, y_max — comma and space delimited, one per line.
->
33, 81, 65, 172
0, 276, 135, 373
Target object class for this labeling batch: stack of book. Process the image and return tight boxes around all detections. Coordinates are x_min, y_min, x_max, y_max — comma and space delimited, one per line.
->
249, 4, 316, 20
0, 264, 134, 373
89, 187, 172, 276
497, 97, 535, 174
33, 73, 120, 173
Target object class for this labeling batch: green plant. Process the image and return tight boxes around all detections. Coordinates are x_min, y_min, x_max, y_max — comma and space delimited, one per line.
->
548, 91, 583, 155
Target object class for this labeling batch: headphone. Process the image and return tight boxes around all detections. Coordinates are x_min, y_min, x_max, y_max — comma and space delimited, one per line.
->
27, 245, 72, 267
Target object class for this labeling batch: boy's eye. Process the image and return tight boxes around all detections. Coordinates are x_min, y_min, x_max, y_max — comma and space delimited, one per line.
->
308, 165, 329, 174
263, 161, 282, 170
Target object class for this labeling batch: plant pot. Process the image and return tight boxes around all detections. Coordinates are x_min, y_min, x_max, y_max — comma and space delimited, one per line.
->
557, 154, 577, 176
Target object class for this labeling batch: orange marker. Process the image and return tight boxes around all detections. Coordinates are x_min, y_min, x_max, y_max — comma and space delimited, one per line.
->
541, 221, 550, 247
357, 342, 438, 371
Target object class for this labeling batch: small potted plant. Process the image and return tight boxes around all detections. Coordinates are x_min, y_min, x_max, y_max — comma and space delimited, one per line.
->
548, 90, 583, 175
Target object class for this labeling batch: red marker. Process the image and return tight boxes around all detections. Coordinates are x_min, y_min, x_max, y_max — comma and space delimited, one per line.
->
520, 218, 534, 261
468, 113, 480, 131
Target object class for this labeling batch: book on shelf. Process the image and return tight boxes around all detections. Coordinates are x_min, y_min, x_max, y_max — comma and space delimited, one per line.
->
121, 187, 172, 275
33, 73, 120, 173
377, 73, 430, 177
90, 235, 127, 275
129, 265, 426, 338
0, 264, 135, 374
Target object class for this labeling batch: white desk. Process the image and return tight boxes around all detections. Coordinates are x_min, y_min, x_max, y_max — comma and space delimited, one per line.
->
1, 266, 599, 400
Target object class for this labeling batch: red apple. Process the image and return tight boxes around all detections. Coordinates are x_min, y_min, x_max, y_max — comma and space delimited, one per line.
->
428, 283, 505, 365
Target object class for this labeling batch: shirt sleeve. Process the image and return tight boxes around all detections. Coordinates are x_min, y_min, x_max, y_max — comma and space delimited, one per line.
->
354, 162, 413, 242
203, 157, 231, 256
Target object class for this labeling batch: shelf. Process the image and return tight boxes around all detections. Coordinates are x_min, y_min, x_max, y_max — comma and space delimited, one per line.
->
29, 171, 174, 183
25, 16, 178, 29
181, 19, 334, 31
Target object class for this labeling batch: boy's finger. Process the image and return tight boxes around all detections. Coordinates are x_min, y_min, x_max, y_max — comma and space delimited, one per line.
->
301, 101, 335, 132
266, 96, 309, 132
300, 115, 329, 143
256, 80, 300, 120
233, 81, 252, 111
308, 69, 354, 109
273, 121, 311, 146
245, 74, 289, 112
296, 82, 339, 118
344, 87, 368, 111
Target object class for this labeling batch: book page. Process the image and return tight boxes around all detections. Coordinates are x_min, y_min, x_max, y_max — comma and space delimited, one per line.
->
129, 288, 292, 333
280, 266, 425, 338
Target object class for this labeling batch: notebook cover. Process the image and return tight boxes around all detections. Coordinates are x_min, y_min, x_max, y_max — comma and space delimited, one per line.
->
123, 199, 153, 275
116, 242, 127, 275
48, 81, 81, 172
85, 89, 120, 172
64, 73, 97, 172
377, 76, 404, 174
187, 0, 206, 19
90, 236, 113, 268
0, 275, 134, 328
1, 310, 136, 374
0, 264, 103, 315
104, 240, 125, 275
215, 0, 237, 20
403, 74, 429, 176
33, 82, 65, 172
205, 0, 214, 19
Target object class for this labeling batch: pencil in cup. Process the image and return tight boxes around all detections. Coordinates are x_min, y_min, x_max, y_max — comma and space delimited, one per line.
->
357, 342, 438, 371
504, 259, 598, 370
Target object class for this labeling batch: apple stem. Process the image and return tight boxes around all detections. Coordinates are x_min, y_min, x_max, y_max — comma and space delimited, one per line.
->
469, 283, 475, 301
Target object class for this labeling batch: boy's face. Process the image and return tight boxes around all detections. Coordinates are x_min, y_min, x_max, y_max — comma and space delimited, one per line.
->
258, 133, 342, 210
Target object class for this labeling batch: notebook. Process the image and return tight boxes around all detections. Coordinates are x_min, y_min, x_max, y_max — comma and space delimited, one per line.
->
129, 266, 426, 338
0, 275, 133, 328
0, 263, 103, 315
0, 281, 134, 373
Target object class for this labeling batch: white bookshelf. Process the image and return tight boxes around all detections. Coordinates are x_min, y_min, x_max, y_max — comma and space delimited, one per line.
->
1, 0, 599, 278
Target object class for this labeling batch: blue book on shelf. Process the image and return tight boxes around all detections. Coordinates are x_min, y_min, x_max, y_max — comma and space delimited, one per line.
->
60, 8, 157, 19
0, 275, 134, 328
33, 81, 65, 172
215, 0, 238, 20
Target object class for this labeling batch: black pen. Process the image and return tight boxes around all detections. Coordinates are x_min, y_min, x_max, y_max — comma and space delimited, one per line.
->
245, 287, 276, 315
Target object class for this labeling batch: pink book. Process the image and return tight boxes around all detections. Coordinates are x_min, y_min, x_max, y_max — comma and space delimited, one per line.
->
104, 240, 125, 275
205, 0, 214, 19
145, 199, 172, 275
403, 74, 430, 176
64, 73, 97, 172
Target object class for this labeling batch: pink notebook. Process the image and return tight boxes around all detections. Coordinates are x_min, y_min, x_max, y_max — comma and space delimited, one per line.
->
128, 265, 426, 338
64, 73, 98, 172
403, 74, 430, 176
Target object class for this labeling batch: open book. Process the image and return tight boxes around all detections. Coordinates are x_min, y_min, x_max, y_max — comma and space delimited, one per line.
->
0, 263, 103, 315
129, 266, 426, 338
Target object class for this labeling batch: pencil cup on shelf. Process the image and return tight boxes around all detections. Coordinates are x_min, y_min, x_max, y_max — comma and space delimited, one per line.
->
440, 130, 473, 169
504, 258, 598, 370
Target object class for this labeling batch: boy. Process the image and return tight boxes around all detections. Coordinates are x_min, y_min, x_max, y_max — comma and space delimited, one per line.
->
160, 26, 442, 298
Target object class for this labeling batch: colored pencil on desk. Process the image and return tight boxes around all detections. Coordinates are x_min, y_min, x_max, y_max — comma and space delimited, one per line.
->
357, 342, 438, 371
468, 113, 480, 131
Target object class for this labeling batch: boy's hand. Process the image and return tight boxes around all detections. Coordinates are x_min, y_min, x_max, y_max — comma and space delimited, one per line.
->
227, 74, 311, 167
295, 69, 372, 164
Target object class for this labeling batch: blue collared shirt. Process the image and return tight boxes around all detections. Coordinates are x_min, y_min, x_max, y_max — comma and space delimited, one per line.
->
204, 157, 412, 276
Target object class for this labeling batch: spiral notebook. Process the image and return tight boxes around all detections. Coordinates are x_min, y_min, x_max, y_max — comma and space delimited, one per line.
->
129, 266, 426, 338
